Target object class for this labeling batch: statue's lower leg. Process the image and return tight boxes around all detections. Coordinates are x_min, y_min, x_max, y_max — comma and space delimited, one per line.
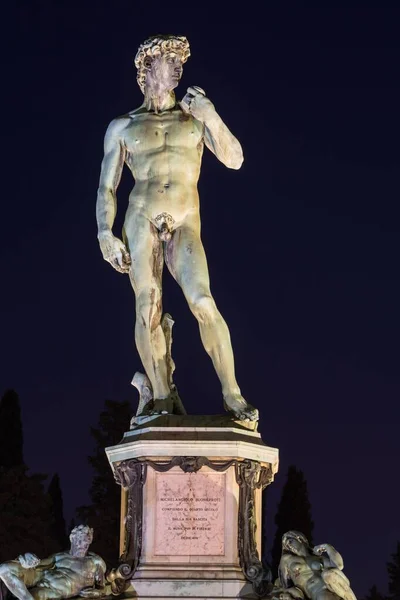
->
133, 313, 186, 417
134, 310, 170, 400
197, 303, 259, 422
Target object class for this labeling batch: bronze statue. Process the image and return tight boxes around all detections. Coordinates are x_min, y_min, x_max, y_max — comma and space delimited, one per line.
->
0, 526, 106, 600
96, 34, 258, 422
276, 531, 357, 600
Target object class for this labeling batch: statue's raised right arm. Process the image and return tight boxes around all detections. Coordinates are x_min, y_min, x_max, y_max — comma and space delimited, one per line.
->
183, 86, 244, 169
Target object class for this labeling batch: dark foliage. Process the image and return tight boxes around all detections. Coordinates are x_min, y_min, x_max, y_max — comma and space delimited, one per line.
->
388, 542, 400, 600
363, 584, 387, 600
0, 390, 64, 562
77, 399, 131, 566
0, 466, 58, 562
48, 473, 68, 550
0, 390, 24, 468
270, 465, 314, 578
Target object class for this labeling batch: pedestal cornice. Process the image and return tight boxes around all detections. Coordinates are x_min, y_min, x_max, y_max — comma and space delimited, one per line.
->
105, 415, 279, 476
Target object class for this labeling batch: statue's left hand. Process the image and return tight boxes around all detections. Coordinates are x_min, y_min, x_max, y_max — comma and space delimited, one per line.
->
185, 87, 216, 123
18, 553, 40, 569
79, 588, 105, 598
313, 544, 328, 556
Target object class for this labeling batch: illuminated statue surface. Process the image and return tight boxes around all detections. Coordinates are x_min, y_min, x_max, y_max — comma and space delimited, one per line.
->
96, 35, 258, 422
275, 531, 357, 600
0, 526, 106, 600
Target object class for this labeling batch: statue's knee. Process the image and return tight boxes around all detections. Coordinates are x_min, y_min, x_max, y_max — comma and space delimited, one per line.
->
0, 562, 18, 579
190, 294, 217, 324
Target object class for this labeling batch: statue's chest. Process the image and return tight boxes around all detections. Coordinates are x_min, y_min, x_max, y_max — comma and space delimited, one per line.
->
56, 556, 93, 572
124, 113, 202, 153
306, 556, 324, 572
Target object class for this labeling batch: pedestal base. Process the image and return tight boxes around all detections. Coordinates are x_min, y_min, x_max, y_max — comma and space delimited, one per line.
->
106, 415, 279, 600
124, 577, 255, 599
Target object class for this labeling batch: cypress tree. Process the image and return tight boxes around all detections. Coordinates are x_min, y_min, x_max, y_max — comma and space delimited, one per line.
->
0, 389, 59, 561
48, 473, 68, 550
388, 542, 400, 600
77, 399, 131, 566
0, 468, 58, 562
0, 389, 24, 467
363, 585, 386, 600
271, 465, 314, 578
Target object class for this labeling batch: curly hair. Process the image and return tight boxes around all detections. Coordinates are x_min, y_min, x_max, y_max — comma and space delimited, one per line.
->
70, 524, 94, 543
134, 35, 190, 93
282, 530, 309, 550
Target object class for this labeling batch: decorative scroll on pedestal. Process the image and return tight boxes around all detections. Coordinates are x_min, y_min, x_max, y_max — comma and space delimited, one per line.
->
113, 456, 273, 595
113, 459, 148, 585
235, 460, 274, 597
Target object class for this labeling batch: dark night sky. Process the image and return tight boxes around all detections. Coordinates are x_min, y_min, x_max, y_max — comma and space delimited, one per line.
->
2, 2, 400, 596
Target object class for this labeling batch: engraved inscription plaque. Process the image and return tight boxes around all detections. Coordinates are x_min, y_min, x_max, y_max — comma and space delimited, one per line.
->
154, 470, 225, 556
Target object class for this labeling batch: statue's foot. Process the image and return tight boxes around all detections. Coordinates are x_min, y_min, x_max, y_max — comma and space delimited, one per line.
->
170, 385, 187, 415
223, 393, 259, 422
150, 397, 172, 415
150, 387, 186, 416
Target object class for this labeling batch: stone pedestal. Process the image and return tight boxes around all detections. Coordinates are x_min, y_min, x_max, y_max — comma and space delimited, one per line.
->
106, 415, 279, 600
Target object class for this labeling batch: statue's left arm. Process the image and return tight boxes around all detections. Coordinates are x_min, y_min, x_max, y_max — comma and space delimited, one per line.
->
79, 556, 107, 598
313, 544, 344, 570
186, 87, 244, 169
315, 545, 356, 600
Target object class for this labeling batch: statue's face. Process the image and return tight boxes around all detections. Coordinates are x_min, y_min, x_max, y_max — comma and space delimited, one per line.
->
284, 536, 308, 557
70, 527, 92, 556
143, 51, 183, 93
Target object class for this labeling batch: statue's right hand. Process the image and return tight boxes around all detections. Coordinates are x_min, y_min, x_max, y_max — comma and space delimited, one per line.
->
98, 231, 131, 274
18, 553, 40, 569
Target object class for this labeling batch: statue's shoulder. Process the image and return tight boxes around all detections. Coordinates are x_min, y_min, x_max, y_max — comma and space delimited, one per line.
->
280, 553, 300, 570
50, 552, 66, 564
106, 114, 131, 135
279, 553, 290, 566
87, 552, 106, 568
106, 107, 145, 137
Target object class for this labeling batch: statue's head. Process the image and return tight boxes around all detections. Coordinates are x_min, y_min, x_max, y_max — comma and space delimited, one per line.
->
69, 525, 94, 557
134, 35, 190, 95
282, 531, 309, 557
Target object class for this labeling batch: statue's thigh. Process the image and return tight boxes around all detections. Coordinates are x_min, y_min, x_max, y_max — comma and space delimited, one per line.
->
30, 588, 60, 600
316, 591, 339, 600
126, 215, 163, 292
166, 225, 211, 296
0, 562, 41, 588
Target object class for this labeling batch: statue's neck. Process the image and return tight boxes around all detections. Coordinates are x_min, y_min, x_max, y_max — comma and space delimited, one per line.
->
143, 88, 176, 113
70, 545, 87, 558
